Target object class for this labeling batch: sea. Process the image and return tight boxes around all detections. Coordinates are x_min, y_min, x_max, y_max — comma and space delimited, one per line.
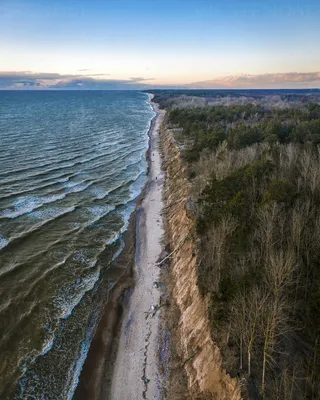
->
0, 90, 154, 399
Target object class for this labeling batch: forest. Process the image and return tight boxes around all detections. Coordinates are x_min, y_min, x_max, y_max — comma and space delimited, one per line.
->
153, 90, 320, 399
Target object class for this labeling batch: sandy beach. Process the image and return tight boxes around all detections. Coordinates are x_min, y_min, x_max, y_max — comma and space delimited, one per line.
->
109, 100, 165, 400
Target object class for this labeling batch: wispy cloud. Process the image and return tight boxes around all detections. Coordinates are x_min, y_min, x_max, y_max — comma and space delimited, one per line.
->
129, 77, 155, 82
85, 73, 111, 77
188, 72, 320, 89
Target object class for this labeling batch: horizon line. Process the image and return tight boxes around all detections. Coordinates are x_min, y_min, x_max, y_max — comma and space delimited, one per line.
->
0, 88, 320, 91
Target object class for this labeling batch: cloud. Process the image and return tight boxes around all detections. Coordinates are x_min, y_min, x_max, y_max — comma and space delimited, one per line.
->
51, 77, 150, 90
0, 71, 151, 90
129, 77, 155, 82
0, 71, 77, 80
0, 71, 82, 89
188, 72, 320, 89
1, 70, 319, 90
85, 73, 111, 77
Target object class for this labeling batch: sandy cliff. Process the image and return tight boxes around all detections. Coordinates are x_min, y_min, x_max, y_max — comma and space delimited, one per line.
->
160, 124, 241, 400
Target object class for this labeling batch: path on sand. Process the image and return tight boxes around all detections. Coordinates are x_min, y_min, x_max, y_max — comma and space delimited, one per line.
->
110, 103, 165, 400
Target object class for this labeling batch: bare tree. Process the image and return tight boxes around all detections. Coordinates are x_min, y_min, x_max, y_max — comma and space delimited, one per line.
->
232, 287, 269, 376
202, 216, 238, 292
260, 250, 297, 397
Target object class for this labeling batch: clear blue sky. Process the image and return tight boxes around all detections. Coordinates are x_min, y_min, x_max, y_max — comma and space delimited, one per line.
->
1, 0, 320, 89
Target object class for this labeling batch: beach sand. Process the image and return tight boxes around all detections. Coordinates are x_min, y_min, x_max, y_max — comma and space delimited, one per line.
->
109, 101, 165, 400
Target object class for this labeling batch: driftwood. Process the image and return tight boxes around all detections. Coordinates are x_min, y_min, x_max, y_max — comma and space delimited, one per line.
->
156, 247, 178, 266
156, 235, 188, 266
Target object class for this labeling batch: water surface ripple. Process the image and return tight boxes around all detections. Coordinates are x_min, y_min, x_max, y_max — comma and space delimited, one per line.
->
0, 90, 154, 399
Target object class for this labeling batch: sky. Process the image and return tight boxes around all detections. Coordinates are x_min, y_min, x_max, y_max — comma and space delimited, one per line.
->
1, 0, 320, 89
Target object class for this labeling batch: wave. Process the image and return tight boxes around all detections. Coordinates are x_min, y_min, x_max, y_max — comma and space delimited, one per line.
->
0, 194, 135, 312
30, 205, 76, 221
0, 193, 67, 219
15, 276, 102, 399
0, 142, 147, 210
0, 252, 102, 346
89, 186, 108, 200
0, 152, 146, 220
0, 176, 70, 202
0, 179, 98, 219
0, 139, 134, 185
0, 139, 116, 178
41, 331, 55, 356
0, 171, 75, 200
0, 235, 9, 251
54, 268, 100, 320
0, 207, 76, 264
0, 204, 115, 281
66, 339, 92, 400
0, 129, 123, 175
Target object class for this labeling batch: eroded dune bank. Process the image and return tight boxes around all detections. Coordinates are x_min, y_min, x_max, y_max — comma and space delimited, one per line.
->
160, 123, 241, 400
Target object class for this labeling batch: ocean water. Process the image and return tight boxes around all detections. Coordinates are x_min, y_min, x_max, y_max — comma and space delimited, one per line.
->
0, 90, 154, 399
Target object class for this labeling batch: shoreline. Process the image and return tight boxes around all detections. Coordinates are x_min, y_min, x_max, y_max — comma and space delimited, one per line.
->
109, 98, 165, 399
75, 95, 166, 399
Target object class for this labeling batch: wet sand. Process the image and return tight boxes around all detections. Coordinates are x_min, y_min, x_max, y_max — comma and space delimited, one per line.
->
109, 101, 165, 400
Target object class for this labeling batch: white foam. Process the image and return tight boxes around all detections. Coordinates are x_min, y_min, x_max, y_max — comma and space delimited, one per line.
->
54, 268, 100, 320
0, 194, 66, 219
69, 222, 82, 229
73, 249, 92, 264
129, 171, 146, 200
86, 205, 112, 218
90, 186, 109, 200
41, 333, 55, 356
66, 180, 92, 193
0, 235, 8, 251
31, 206, 75, 221
65, 322, 98, 400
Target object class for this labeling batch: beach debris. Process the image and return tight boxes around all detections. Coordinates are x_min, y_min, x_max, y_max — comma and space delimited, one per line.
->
151, 304, 159, 317
144, 304, 159, 319
156, 236, 189, 267
142, 376, 150, 384
153, 281, 159, 288
157, 249, 168, 265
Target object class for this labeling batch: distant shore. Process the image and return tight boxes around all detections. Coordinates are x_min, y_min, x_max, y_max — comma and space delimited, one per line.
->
74, 95, 165, 399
